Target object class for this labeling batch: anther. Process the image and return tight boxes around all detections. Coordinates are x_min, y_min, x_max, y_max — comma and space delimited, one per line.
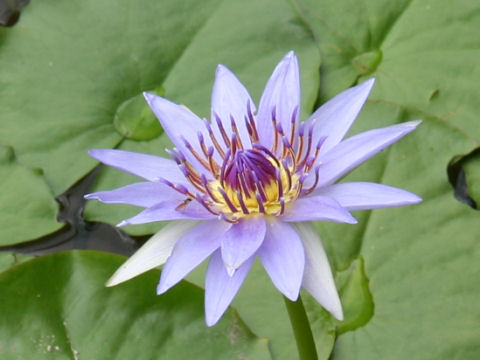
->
252, 172, 268, 202
165, 149, 181, 164
204, 118, 225, 158
230, 115, 244, 149
255, 192, 265, 213
175, 148, 187, 162
218, 187, 239, 213
195, 193, 220, 216
252, 143, 281, 167
181, 136, 211, 171
275, 168, 283, 198
289, 106, 298, 146
158, 178, 194, 197
219, 213, 238, 224
246, 101, 260, 142
236, 191, 250, 215
282, 159, 293, 190
214, 113, 231, 148
230, 133, 238, 155
271, 107, 279, 152
220, 149, 231, 186
279, 196, 286, 215
302, 165, 321, 195
201, 174, 219, 202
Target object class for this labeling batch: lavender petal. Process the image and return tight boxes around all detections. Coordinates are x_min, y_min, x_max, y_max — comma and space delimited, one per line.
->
88, 149, 187, 183
211, 65, 255, 149
85, 181, 183, 207
221, 215, 266, 275
281, 195, 357, 224
313, 182, 422, 210
296, 222, 343, 320
117, 199, 217, 227
106, 221, 199, 286
258, 218, 305, 300
157, 220, 231, 294
205, 249, 254, 326
305, 79, 375, 156
256, 51, 300, 148
309, 120, 421, 189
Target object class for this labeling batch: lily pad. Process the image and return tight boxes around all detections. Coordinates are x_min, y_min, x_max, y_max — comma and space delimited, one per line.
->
0, 145, 62, 246
291, 0, 480, 358
0, 252, 31, 273
0, 251, 271, 360
0, 0, 224, 243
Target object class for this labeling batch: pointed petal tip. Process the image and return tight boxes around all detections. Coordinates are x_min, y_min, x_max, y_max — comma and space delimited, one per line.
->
332, 307, 344, 321
413, 194, 423, 203
215, 64, 230, 76
83, 193, 96, 200
87, 148, 104, 160
361, 78, 376, 93
284, 290, 300, 302
406, 119, 422, 128
156, 280, 170, 295
226, 266, 236, 277
205, 314, 220, 327
105, 277, 118, 287
347, 215, 358, 224
285, 50, 296, 59
116, 220, 129, 227
143, 91, 159, 105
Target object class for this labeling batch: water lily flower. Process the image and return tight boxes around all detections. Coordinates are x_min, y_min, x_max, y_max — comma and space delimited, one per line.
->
86, 51, 421, 326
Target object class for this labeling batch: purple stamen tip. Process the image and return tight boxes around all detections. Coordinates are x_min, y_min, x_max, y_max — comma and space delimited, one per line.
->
197, 131, 204, 143
276, 122, 284, 134
203, 118, 213, 132
316, 136, 327, 149
179, 164, 190, 177
282, 136, 291, 148
181, 136, 192, 149
177, 150, 187, 162
214, 112, 222, 126
158, 177, 174, 187
271, 106, 277, 119
230, 115, 236, 126
176, 184, 189, 194
207, 146, 214, 157
299, 173, 308, 183
305, 155, 315, 167
247, 100, 252, 114
291, 106, 299, 123
166, 149, 180, 164
308, 123, 314, 137
298, 122, 305, 136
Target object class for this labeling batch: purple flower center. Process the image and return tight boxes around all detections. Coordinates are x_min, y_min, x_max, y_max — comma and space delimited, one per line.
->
162, 103, 327, 222
222, 149, 276, 194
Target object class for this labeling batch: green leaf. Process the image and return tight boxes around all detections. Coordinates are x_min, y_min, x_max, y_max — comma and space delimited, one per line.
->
291, 0, 480, 358
0, 252, 31, 273
0, 251, 271, 360
0, 145, 62, 246
0, 0, 224, 195
0, 0, 224, 243
463, 152, 480, 205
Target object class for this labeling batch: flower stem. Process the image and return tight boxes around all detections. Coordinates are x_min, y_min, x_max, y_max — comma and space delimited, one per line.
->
283, 296, 318, 360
